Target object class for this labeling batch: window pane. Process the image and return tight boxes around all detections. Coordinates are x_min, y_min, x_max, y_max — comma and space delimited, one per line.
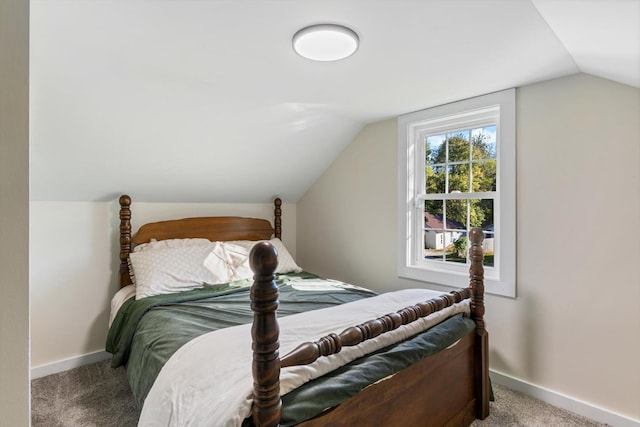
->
447, 131, 470, 162
471, 126, 496, 160
482, 230, 495, 267
469, 199, 494, 267
447, 164, 470, 193
472, 160, 496, 192
424, 199, 443, 220
426, 134, 446, 164
445, 199, 469, 264
469, 198, 493, 229
424, 201, 445, 261
426, 165, 446, 194
447, 233, 468, 264
444, 199, 467, 229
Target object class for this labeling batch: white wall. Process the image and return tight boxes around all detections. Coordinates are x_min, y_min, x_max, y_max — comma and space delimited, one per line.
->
30, 202, 116, 368
297, 74, 640, 423
30, 198, 296, 370
0, 0, 30, 424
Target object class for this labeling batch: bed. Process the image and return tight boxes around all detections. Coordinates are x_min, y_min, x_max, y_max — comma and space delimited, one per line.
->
107, 194, 490, 427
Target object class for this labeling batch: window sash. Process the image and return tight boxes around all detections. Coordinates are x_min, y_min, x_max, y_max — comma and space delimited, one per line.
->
413, 197, 499, 268
397, 88, 516, 298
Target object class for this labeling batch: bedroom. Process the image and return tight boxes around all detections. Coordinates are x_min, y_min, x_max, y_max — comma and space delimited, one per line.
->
1, 0, 639, 426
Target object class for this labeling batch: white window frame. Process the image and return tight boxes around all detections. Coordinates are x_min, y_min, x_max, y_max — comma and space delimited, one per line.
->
397, 89, 516, 297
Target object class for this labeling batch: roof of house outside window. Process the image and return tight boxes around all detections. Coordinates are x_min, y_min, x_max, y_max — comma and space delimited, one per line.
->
424, 212, 466, 231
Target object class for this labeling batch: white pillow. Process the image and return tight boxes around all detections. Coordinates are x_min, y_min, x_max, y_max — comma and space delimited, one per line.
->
269, 238, 303, 274
203, 241, 253, 283
129, 237, 301, 299
130, 244, 227, 299
132, 237, 300, 273
128, 238, 212, 286
133, 238, 212, 253
219, 238, 302, 275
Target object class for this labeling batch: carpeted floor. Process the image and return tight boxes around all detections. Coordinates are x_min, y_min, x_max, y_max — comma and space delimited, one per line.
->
31, 360, 608, 426
32, 360, 138, 427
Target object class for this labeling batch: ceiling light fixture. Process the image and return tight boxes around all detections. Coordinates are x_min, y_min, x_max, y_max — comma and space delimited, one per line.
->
292, 24, 359, 61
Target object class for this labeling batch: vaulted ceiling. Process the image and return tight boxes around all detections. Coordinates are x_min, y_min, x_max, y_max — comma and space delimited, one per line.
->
30, 0, 640, 203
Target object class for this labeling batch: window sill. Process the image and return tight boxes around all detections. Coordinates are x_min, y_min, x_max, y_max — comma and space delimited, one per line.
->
398, 264, 516, 298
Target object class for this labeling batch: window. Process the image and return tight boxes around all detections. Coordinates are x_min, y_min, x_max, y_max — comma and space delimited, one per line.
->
397, 89, 516, 297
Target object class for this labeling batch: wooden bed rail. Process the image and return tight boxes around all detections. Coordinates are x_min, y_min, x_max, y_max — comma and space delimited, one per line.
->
280, 288, 472, 368
249, 228, 488, 427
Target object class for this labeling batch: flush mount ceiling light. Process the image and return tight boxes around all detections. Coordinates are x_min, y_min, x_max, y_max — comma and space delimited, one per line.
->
292, 24, 359, 61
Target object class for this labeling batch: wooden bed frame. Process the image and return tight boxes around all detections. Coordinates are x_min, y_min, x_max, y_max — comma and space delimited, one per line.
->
118, 194, 489, 427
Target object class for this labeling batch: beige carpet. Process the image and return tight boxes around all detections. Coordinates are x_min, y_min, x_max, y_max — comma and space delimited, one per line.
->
472, 383, 608, 427
32, 360, 608, 426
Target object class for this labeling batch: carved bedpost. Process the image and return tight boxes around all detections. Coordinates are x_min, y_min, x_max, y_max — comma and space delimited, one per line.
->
119, 195, 132, 288
250, 242, 282, 427
274, 198, 282, 240
469, 227, 489, 419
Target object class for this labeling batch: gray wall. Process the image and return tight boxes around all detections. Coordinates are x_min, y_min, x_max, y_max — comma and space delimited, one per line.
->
297, 73, 640, 421
0, 0, 30, 424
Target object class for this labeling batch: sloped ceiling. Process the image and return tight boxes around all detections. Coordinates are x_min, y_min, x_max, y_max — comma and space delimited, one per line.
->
30, 0, 639, 203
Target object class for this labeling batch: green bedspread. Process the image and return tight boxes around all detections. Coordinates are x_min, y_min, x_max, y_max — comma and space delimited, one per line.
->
106, 273, 476, 425
106, 273, 377, 408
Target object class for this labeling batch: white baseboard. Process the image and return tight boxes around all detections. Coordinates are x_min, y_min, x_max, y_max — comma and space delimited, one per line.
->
31, 351, 111, 380
490, 369, 640, 427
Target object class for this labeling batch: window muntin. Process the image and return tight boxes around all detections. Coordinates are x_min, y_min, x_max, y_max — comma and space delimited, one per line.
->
398, 89, 515, 297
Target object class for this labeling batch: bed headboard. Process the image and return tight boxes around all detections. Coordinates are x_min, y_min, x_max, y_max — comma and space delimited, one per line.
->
118, 194, 282, 288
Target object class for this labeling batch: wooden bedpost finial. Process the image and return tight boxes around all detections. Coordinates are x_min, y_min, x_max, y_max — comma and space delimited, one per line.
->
250, 241, 279, 278
250, 242, 281, 427
119, 194, 131, 207
469, 227, 483, 245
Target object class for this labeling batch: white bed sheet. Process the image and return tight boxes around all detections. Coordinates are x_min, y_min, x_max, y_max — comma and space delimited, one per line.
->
138, 288, 470, 427
109, 285, 136, 327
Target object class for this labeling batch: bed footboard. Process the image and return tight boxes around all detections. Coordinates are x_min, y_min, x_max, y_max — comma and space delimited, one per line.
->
297, 331, 477, 427
249, 228, 488, 427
